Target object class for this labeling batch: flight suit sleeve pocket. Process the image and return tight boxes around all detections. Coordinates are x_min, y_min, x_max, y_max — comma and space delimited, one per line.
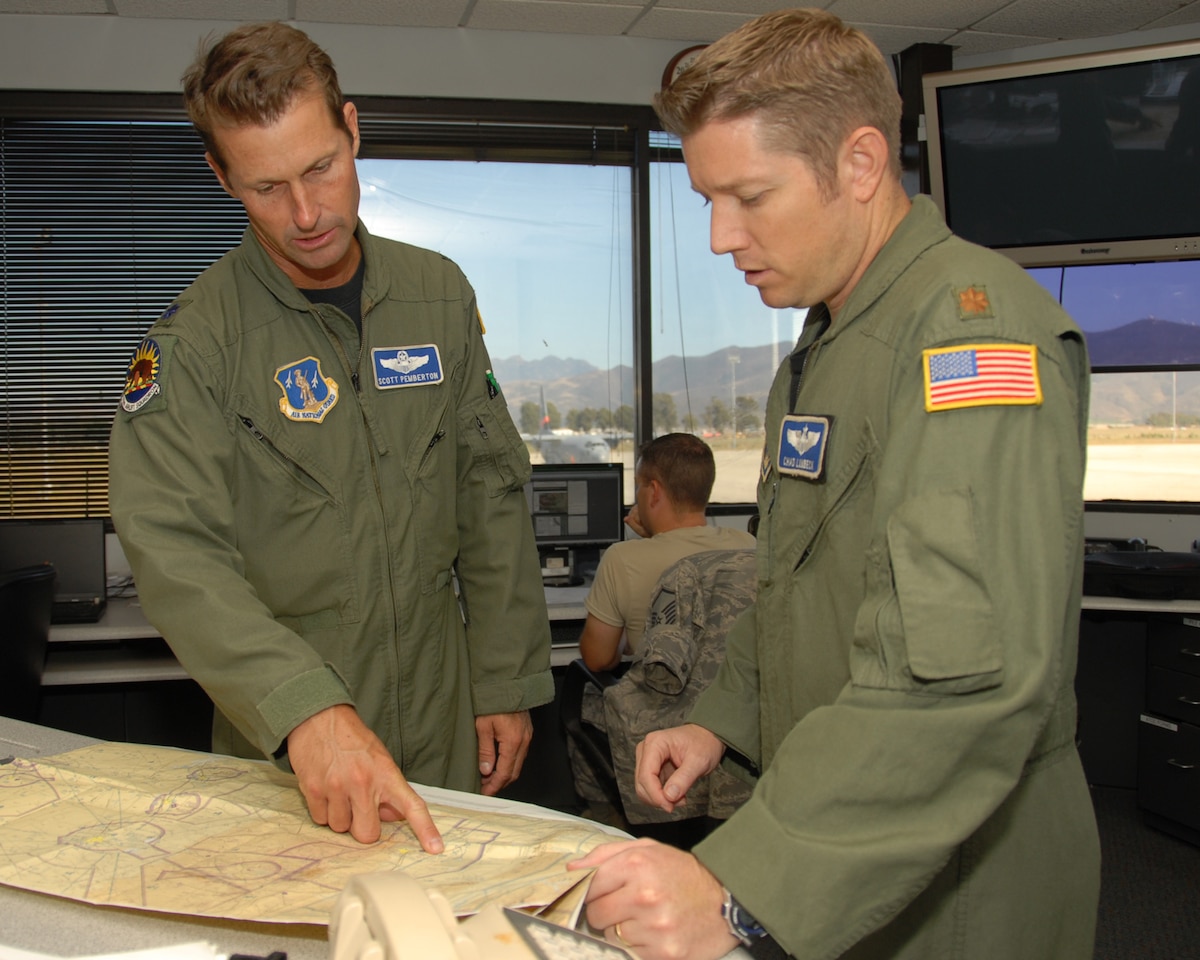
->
888, 488, 1004, 692
460, 399, 532, 497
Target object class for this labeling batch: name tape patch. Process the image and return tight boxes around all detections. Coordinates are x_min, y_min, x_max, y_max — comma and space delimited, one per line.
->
373, 345, 444, 389
777, 414, 830, 480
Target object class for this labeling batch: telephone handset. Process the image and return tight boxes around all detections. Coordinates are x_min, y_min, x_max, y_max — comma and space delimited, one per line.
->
330, 871, 637, 960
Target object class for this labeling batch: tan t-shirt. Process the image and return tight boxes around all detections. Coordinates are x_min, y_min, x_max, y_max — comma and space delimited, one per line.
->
584, 524, 756, 656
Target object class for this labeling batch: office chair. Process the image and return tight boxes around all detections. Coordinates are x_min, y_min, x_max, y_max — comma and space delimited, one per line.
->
561, 548, 757, 847
0, 562, 56, 722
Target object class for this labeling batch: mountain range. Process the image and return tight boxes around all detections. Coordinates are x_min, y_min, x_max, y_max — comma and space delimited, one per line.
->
492, 317, 1200, 428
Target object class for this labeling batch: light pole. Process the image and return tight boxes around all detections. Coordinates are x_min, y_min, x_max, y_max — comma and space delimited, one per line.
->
729, 353, 740, 449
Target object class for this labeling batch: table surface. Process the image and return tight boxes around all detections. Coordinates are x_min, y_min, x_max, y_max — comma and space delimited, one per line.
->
0, 717, 640, 960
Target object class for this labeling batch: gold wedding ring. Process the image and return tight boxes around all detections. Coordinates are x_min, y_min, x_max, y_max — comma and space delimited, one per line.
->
613, 921, 632, 948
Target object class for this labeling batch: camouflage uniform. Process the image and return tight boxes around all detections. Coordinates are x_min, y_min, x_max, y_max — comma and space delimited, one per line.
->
606, 548, 756, 823
578, 549, 756, 824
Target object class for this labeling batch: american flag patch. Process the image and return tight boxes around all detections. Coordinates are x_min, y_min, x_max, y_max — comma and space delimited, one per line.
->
923, 343, 1041, 412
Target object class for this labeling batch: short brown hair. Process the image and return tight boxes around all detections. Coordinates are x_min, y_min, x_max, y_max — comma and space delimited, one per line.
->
181, 21, 348, 170
653, 8, 902, 198
637, 433, 716, 513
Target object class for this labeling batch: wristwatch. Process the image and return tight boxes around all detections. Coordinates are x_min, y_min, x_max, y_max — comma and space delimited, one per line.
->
721, 887, 768, 946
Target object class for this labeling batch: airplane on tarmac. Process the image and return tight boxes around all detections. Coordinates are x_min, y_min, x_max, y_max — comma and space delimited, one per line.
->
519, 386, 628, 463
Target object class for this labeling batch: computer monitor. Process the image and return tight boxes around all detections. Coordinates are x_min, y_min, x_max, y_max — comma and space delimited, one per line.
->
0, 517, 107, 623
524, 463, 624, 584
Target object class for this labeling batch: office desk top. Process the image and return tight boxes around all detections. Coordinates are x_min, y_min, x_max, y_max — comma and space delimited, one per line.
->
45, 588, 590, 686
0, 717, 330, 960
0, 717, 638, 960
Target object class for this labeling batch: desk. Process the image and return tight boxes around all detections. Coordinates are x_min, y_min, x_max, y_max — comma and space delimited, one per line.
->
0, 716, 327, 960
45, 589, 591, 686
0, 717, 643, 960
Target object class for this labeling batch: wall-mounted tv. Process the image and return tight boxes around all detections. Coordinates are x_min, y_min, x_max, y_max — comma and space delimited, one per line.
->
923, 38, 1200, 267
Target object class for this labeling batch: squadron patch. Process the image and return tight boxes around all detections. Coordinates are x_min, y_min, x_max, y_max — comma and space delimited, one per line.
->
275, 357, 340, 423
121, 338, 163, 413
777, 414, 831, 480
923, 343, 1041, 412
372, 345, 444, 389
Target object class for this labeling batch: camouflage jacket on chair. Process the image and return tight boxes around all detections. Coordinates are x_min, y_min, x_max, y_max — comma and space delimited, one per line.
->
603, 548, 757, 824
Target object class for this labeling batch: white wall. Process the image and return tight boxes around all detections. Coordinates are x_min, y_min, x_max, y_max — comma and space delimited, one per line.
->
0, 13, 686, 104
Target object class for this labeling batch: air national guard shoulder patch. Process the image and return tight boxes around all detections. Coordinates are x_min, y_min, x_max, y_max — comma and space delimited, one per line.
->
777, 414, 831, 480
121, 338, 164, 413
372, 345, 444, 390
275, 357, 339, 423
923, 343, 1041, 413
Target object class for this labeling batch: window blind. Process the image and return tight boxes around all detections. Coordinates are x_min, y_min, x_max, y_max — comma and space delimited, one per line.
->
0, 116, 244, 518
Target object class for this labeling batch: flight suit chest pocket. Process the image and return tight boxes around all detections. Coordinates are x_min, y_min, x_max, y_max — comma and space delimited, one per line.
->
231, 405, 360, 622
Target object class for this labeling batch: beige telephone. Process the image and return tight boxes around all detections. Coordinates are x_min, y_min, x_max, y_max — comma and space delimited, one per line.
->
330, 871, 636, 960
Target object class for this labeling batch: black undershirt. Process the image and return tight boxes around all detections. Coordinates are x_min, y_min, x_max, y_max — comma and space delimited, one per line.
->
300, 254, 366, 336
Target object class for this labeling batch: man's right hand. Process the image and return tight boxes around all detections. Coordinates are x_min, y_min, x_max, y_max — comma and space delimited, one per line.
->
286, 704, 444, 852
635, 723, 726, 814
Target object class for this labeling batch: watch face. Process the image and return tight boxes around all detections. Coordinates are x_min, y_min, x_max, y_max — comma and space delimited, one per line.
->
662, 45, 708, 89
732, 901, 767, 939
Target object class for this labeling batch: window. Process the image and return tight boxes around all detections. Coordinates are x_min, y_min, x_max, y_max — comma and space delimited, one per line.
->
1030, 260, 1200, 502
356, 157, 635, 480
649, 135, 806, 504
0, 94, 658, 518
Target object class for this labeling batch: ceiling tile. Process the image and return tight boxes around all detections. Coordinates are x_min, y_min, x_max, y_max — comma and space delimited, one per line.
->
943, 28, 1058, 57
0, 0, 107, 11
827, 0, 1011, 31
468, 0, 642, 34
842, 21, 962, 55
5, 0, 1200, 57
976, 0, 1193, 40
114, 0, 287, 19
629, 8, 755, 42
653, 0, 795, 13
296, 0, 469, 28
1140, 1, 1200, 33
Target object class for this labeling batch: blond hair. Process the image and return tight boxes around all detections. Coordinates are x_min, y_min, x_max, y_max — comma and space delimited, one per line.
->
182, 21, 348, 170
654, 8, 902, 197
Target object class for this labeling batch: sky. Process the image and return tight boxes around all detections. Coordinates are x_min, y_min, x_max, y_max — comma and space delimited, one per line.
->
355, 157, 1199, 369
355, 157, 803, 365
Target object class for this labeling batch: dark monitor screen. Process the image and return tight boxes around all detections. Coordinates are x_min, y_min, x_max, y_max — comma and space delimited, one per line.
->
524, 462, 624, 548
924, 38, 1200, 267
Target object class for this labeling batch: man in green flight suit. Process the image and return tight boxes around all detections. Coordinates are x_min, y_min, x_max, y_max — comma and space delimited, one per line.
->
108, 22, 553, 851
570, 9, 1100, 959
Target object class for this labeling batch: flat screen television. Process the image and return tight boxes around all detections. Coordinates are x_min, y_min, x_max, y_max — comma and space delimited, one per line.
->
923, 37, 1200, 267
524, 462, 625, 549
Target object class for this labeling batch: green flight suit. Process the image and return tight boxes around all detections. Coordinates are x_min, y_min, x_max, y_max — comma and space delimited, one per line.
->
109, 222, 553, 791
690, 197, 1101, 958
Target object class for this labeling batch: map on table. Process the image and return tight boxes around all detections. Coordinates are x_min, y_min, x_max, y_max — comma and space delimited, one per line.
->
0, 742, 608, 925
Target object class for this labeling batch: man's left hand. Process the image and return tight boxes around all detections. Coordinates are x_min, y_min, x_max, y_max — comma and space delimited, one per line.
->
475, 710, 533, 795
568, 838, 739, 960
